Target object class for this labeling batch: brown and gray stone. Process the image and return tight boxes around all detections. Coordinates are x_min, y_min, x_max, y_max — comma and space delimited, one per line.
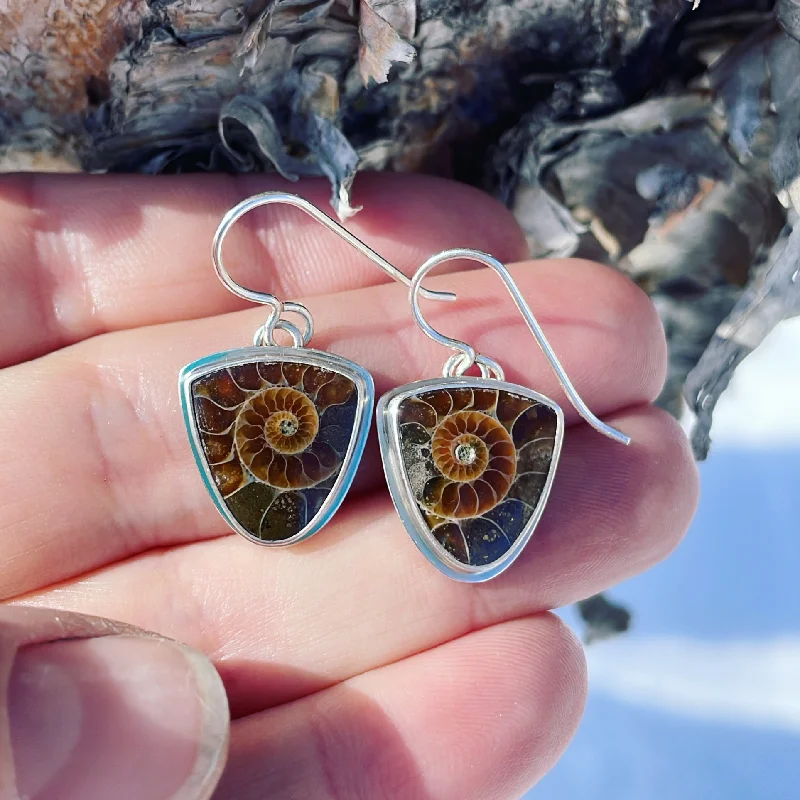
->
191, 361, 357, 541
397, 386, 558, 567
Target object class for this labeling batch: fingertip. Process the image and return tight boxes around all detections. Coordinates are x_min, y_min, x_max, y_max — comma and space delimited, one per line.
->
424, 614, 587, 797
509, 614, 588, 774
507, 258, 668, 405
496, 404, 698, 611
9, 635, 228, 800
574, 258, 668, 399
543, 258, 665, 351
540, 612, 590, 705
582, 405, 699, 570
627, 405, 700, 565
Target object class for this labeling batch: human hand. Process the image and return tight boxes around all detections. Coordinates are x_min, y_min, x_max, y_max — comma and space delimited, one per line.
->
0, 173, 698, 799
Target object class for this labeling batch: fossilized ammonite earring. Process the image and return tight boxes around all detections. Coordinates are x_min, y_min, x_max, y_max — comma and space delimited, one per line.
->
377, 249, 631, 581
180, 192, 454, 546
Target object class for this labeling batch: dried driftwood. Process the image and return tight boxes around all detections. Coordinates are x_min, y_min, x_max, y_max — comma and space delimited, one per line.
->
0, 0, 689, 208
3, 0, 800, 636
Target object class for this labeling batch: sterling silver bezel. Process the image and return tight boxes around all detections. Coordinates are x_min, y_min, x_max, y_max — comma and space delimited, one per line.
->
377, 376, 564, 582
180, 346, 373, 546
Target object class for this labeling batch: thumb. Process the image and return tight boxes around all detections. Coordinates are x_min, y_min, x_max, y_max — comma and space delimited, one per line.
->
0, 606, 229, 800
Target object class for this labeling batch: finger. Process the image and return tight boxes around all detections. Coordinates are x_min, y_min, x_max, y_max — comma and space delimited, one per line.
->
0, 260, 666, 597
19, 405, 696, 719
0, 606, 228, 800
214, 615, 585, 800
0, 172, 527, 367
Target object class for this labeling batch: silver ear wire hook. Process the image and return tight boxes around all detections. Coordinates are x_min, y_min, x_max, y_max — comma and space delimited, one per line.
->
212, 192, 456, 347
409, 248, 631, 446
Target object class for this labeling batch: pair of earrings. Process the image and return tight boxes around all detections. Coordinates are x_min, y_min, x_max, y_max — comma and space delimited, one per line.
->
179, 192, 629, 582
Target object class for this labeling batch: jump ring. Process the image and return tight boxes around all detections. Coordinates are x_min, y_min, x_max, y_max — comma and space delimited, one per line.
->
254, 319, 306, 348
442, 344, 477, 378
443, 352, 505, 381
282, 302, 314, 346
253, 302, 313, 348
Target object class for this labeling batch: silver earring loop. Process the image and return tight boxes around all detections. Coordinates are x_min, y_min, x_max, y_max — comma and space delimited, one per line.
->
409, 248, 631, 446
181, 190, 457, 549
213, 191, 455, 347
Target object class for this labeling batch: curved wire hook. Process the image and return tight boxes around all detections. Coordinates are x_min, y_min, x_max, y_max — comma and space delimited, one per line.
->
212, 191, 456, 307
410, 248, 631, 446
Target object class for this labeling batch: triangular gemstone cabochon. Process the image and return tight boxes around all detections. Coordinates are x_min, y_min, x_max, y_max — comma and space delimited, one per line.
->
379, 378, 564, 581
181, 347, 373, 545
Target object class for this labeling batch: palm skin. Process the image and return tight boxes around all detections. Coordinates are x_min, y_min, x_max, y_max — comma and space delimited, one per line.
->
0, 172, 697, 799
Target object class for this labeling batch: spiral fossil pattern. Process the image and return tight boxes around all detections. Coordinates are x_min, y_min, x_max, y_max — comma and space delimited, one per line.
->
191, 361, 357, 541
397, 386, 558, 567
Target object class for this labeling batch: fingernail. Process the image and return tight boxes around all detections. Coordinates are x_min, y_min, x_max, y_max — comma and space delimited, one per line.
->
9, 635, 229, 800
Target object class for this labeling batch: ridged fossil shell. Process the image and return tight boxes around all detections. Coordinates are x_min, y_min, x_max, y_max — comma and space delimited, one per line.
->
191, 360, 357, 541
424, 410, 516, 518
235, 387, 335, 489
396, 386, 558, 567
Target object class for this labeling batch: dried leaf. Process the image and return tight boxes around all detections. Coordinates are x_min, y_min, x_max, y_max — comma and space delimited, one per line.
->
767, 33, 800, 191
623, 166, 782, 288
235, 0, 280, 60
494, 35, 787, 418
676, 23, 800, 455
292, 71, 362, 219
511, 183, 586, 258
684, 220, 800, 459
710, 25, 773, 158
217, 76, 361, 219
358, 0, 416, 85
218, 94, 312, 179
778, 0, 800, 40
365, 0, 415, 37
236, 0, 337, 70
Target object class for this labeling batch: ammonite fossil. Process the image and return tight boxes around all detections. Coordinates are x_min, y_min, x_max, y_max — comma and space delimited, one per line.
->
423, 409, 516, 518
396, 386, 559, 567
189, 360, 358, 542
